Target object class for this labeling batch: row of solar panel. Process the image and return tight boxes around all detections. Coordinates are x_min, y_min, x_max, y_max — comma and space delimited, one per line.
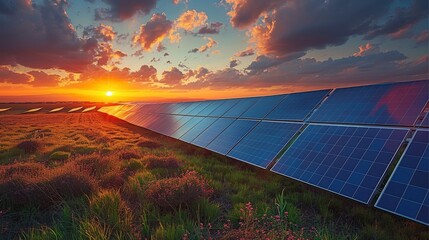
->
98, 80, 428, 226
118, 80, 428, 127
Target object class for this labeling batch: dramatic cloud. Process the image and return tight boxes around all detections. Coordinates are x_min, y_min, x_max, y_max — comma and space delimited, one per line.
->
92, 42, 127, 66
197, 22, 224, 34
225, 0, 282, 29
159, 67, 184, 86
84, 24, 116, 42
229, 59, 240, 68
366, 0, 428, 39
0, 0, 93, 72
176, 10, 208, 31
94, 0, 158, 21
132, 13, 173, 50
187, 50, 426, 90
0, 67, 31, 84
28, 71, 61, 87
131, 65, 157, 82
246, 52, 306, 74
235, 47, 255, 57
250, 0, 394, 57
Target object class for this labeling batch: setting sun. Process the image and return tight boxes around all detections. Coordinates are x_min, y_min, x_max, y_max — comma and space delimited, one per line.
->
105, 91, 113, 97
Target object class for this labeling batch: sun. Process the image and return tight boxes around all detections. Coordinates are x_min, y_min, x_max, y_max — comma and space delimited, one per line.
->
105, 91, 113, 97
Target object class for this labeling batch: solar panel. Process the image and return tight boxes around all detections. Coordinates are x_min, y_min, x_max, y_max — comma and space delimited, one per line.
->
171, 116, 204, 139
272, 125, 408, 204
198, 101, 222, 116
150, 115, 185, 136
180, 117, 217, 143
187, 102, 210, 116
178, 102, 201, 115
207, 119, 259, 155
223, 98, 259, 118
192, 118, 235, 147
421, 112, 429, 127
228, 122, 302, 169
207, 99, 240, 117
376, 130, 429, 226
240, 95, 286, 119
309, 80, 429, 126
266, 90, 330, 121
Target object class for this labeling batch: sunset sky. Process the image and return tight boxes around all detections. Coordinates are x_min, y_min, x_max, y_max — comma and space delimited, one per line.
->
0, 0, 428, 102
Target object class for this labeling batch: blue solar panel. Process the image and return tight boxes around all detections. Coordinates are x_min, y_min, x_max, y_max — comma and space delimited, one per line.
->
309, 80, 429, 126
180, 117, 217, 143
266, 90, 330, 121
179, 102, 201, 115
376, 130, 429, 226
207, 99, 240, 117
228, 122, 302, 169
187, 102, 208, 116
207, 119, 259, 155
171, 116, 203, 138
272, 125, 408, 204
198, 101, 222, 116
240, 95, 286, 119
223, 98, 259, 118
192, 118, 235, 147
153, 115, 185, 136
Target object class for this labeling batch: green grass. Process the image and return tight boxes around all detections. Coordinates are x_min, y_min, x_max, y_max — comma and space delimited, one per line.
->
0, 112, 427, 240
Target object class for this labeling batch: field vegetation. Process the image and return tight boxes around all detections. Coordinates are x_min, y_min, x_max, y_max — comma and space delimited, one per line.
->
0, 112, 427, 239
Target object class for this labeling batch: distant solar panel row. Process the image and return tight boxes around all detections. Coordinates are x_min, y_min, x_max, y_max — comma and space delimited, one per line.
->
99, 80, 429, 226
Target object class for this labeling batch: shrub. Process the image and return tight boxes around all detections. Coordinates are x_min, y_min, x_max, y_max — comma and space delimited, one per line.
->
145, 171, 213, 209
0, 170, 97, 210
17, 140, 41, 154
137, 140, 161, 149
49, 151, 70, 161
74, 153, 117, 178
118, 150, 140, 160
143, 156, 181, 170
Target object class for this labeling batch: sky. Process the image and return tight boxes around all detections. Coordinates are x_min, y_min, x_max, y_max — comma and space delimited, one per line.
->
0, 0, 428, 102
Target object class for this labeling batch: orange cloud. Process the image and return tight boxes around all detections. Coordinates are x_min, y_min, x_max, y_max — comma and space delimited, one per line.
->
132, 13, 173, 50
199, 37, 217, 52
353, 43, 375, 57
176, 10, 208, 31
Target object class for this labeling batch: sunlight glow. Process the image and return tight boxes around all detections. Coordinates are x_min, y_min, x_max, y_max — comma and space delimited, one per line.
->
106, 91, 113, 97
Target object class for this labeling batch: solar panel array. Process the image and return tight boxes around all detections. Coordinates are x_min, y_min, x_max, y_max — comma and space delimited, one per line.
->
99, 80, 429, 225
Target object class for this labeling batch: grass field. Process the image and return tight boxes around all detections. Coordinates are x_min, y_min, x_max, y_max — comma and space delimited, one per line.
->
0, 112, 427, 239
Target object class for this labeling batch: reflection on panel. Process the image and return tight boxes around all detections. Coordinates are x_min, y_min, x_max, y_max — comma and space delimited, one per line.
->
309, 80, 428, 126
192, 118, 235, 148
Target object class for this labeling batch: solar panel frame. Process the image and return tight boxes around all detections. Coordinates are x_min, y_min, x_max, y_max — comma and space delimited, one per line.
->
206, 119, 259, 155
420, 111, 429, 127
266, 89, 330, 121
271, 124, 408, 204
227, 121, 303, 169
375, 129, 429, 226
309, 80, 429, 126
